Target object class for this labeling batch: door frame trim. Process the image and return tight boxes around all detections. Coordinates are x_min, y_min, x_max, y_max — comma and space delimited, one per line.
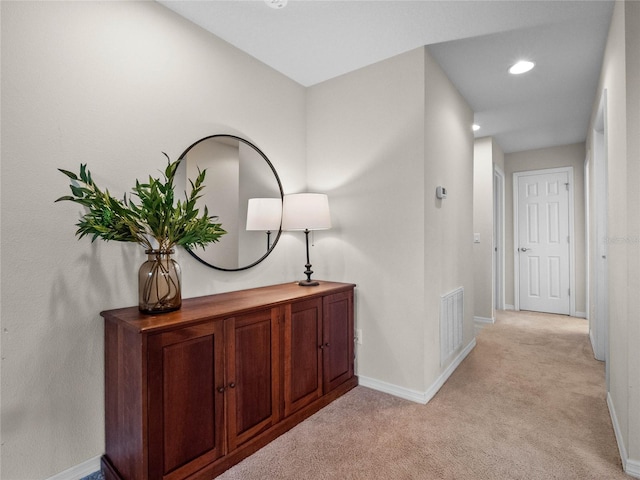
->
493, 166, 506, 311
591, 89, 609, 373
513, 166, 576, 316
584, 153, 590, 323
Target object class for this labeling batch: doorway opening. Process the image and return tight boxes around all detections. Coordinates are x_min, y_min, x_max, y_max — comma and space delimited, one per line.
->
590, 90, 609, 387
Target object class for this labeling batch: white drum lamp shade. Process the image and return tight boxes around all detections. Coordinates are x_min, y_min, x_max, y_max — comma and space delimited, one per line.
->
282, 193, 331, 231
246, 198, 282, 231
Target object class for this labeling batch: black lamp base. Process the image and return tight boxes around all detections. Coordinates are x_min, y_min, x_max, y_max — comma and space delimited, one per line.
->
299, 261, 319, 286
296, 228, 320, 288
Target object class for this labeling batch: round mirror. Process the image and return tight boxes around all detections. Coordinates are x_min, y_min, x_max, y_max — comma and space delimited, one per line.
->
178, 134, 283, 271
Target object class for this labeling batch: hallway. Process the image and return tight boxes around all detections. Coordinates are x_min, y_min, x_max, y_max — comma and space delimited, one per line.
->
216, 309, 626, 479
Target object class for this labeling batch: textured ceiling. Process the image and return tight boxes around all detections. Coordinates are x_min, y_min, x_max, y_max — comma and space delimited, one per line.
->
158, 0, 614, 153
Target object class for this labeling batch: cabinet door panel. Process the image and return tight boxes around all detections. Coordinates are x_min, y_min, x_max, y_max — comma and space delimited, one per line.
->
284, 298, 323, 417
148, 322, 225, 479
323, 291, 354, 392
226, 309, 279, 451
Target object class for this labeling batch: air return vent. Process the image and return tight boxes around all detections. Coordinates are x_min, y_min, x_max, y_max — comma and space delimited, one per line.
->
440, 287, 464, 366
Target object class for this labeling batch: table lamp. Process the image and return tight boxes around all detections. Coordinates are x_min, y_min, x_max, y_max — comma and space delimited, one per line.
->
282, 193, 331, 286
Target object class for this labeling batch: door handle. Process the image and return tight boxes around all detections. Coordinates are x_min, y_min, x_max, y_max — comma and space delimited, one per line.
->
519, 247, 530, 252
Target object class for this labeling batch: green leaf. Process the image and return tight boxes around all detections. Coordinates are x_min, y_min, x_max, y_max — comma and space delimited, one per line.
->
79, 164, 89, 183
58, 169, 78, 180
69, 185, 85, 198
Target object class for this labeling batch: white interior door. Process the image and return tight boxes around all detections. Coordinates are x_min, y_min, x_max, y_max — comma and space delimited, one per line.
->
515, 170, 571, 315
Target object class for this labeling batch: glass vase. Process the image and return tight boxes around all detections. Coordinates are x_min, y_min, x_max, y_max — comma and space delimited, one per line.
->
138, 249, 182, 314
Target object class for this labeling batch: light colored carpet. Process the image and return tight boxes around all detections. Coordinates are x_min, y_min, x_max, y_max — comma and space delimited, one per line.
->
218, 310, 628, 479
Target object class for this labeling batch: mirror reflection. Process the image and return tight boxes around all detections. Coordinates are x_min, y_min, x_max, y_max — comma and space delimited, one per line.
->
178, 135, 283, 271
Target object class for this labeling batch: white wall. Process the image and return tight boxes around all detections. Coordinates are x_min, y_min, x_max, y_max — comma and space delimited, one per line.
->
1, 2, 306, 478
306, 48, 427, 391
624, 1, 640, 466
503, 143, 586, 314
306, 46, 474, 396
595, 0, 629, 458
423, 47, 475, 388
586, 0, 640, 473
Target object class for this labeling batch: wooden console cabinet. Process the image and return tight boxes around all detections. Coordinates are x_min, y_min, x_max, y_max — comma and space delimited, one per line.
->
100, 281, 357, 480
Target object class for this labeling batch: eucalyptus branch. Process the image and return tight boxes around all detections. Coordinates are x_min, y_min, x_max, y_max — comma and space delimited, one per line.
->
56, 156, 227, 252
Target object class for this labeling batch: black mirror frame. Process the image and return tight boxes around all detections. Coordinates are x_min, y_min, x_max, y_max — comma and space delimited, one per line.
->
178, 134, 284, 272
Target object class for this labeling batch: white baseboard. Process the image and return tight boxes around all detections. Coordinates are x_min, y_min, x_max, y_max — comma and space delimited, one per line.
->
575, 311, 587, 318
607, 392, 640, 478
474, 316, 494, 324
46, 456, 101, 480
357, 375, 430, 404
628, 460, 640, 479
504, 304, 515, 310
589, 330, 598, 358
607, 392, 628, 464
359, 337, 476, 405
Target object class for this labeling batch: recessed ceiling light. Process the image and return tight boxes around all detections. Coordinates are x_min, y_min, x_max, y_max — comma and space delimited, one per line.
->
265, 0, 287, 9
509, 60, 535, 75
472, 124, 481, 132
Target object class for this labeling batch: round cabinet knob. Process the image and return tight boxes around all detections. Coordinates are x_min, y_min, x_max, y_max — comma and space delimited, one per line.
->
324, 343, 330, 347
319, 344, 325, 349
217, 387, 225, 394
229, 382, 236, 388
